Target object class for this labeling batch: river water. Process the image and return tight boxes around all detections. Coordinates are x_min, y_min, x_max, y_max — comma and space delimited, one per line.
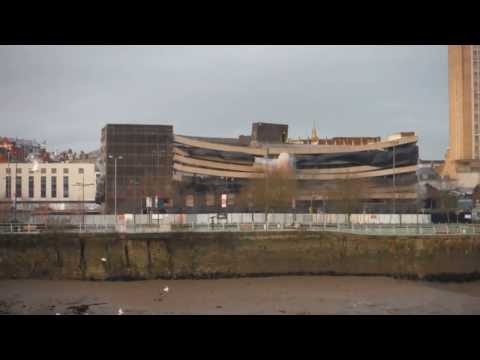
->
1, 276, 480, 315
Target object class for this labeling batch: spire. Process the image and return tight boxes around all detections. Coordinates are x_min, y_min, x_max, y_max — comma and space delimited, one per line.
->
311, 121, 319, 143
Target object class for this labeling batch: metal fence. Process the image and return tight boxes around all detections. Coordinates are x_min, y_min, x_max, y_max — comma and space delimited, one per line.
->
2, 221, 480, 236
26, 213, 433, 226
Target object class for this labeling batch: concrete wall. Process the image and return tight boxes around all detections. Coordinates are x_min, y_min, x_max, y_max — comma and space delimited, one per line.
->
1, 232, 480, 281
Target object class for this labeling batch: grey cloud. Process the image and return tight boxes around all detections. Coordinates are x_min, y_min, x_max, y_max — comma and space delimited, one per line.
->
0, 45, 447, 159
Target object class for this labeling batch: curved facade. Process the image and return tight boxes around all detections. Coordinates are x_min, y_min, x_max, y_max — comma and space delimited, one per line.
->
100, 122, 420, 214
172, 126, 419, 213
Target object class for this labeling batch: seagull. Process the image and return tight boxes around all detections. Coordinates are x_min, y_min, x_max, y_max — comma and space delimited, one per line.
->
55, 313, 61, 315
100, 258, 107, 262
163, 286, 169, 293
118, 308, 124, 315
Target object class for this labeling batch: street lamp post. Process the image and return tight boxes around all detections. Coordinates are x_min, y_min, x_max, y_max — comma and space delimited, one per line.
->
7, 149, 18, 223
130, 178, 140, 214
74, 172, 94, 230
393, 143, 396, 216
152, 149, 159, 217
108, 154, 123, 219
264, 147, 269, 231
6, 151, 11, 221
376, 143, 397, 220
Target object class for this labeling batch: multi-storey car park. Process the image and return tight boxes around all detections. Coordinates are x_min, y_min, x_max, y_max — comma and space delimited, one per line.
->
100, 122, 420, 214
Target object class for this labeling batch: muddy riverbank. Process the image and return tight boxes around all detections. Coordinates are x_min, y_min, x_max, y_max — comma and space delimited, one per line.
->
2, 276, 480, 315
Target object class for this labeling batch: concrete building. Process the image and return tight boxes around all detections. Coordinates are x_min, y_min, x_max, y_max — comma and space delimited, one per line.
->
0, 162, 97, 216
250, 122, 288, 145
97, 121, 420, 214
173, 125, 419, 213
443, 45, 480, 186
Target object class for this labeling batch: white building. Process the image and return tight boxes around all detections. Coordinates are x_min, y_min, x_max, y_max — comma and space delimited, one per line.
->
0, 162, 97, 212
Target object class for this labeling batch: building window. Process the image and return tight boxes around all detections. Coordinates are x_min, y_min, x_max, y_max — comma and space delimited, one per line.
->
51, 176, 57, 198
227, 193, 235, 206
28, 176, 34, 198
186, 194, 194, 207
51, 168, 57, 174
63, 168, 69, 174
16, 168, 22, 174
6, 168, 11, 175
15, 176, 22, 198
41, 176, 46, 198
5, 176, 11, 198
63, 176, 69, 198
206, 193, 215, 207
78, 168, 84, 174
41, 168, 46, 174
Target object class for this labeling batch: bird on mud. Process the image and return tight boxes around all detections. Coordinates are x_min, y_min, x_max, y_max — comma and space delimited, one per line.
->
100, 258, 107, 263
118, 308, 124, 315
154, 287, 170, 302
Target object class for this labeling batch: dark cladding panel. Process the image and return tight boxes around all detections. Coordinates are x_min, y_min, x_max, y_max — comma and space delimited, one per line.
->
102, 124, 173, 214
251, 123, 288, 144
295, 143, 419, 169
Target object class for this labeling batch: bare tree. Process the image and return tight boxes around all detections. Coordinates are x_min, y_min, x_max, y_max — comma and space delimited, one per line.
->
0, 202, 11, 223
138, 175, 176, 211
473, 184, 480, 209
324, 178, 370, 224
238, 167, 297, 220
432, 189, 458, 223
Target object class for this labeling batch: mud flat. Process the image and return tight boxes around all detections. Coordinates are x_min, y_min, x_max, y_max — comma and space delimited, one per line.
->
2, 276, 480, 315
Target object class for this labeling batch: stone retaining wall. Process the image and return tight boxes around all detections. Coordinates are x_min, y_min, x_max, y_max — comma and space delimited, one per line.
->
1, 232, 479, 281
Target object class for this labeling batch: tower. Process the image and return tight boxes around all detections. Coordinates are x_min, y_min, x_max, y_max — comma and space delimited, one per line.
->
444, 45, 480, 179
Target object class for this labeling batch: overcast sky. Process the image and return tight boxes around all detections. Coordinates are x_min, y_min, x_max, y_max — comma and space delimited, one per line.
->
0, 45, 447, 159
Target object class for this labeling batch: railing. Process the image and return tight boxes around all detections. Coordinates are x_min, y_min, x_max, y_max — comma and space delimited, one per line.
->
0, 223, 46, 234
2, 222, 480, 236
